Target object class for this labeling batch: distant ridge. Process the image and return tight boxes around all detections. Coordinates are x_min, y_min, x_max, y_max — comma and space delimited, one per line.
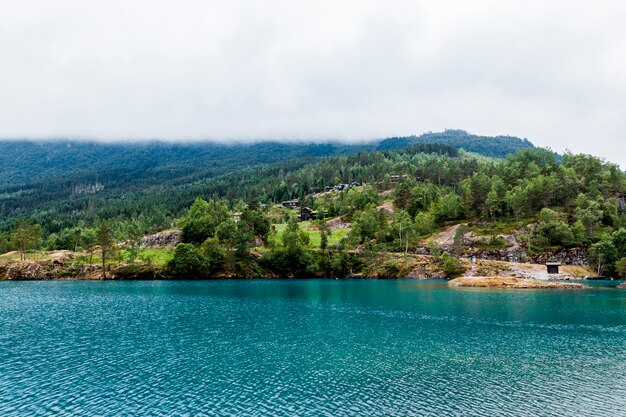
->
0, 130, 534, 188
376, 129, 535, 158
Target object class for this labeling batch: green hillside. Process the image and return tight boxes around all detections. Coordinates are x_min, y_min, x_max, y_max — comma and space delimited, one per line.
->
0, 132, 535, 232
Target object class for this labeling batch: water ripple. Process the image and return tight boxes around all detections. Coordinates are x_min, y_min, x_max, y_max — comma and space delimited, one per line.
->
1, 280, 625, 416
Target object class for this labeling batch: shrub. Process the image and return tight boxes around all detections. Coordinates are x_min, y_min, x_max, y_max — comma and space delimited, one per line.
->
442, 253, 465, 278
167, 243, 211, 278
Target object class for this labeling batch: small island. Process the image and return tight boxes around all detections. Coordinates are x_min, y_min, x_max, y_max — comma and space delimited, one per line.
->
448, 276, 585, 289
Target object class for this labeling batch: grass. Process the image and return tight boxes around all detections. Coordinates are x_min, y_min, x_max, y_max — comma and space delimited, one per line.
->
269, 222, 351, 248
139, 247, 175, 267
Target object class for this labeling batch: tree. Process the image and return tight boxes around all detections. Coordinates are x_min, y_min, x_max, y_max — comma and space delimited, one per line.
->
201, 237, 226, 270
440, 193, 464, 222
96, 223, 115, 279
414, 211, 436, 236
612, 228, 626, 259
588, 241, 618, 276
282, 218, 310, 256
615, 257, 626, 278
181, 198, 230, 244
575, 201, 603, 238
216, 219, 253, 259
240, 206, 271, 242
260, 218, 317, 276
319, 220, 329, 251
442, 253, 465, 277
82, 228, 98, 267
505, 186, 528, 221
11, 220, 42, 261
124, 220, 143, 266
349, 204, 385, 245
536, 208, 573, 247
0, 233, 12, 254
390, 209, 414, 252
167, 243, 211, 278
484, 190, 501, 221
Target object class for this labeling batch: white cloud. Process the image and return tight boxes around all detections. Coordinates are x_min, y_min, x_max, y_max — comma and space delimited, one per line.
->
0, 0, 625, 166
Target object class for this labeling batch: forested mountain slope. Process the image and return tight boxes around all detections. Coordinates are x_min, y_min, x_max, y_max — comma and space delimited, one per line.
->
376, 129, 535, 157
0, 130, 533, 188
0, 131, 535, 233
2, 138, 626, 278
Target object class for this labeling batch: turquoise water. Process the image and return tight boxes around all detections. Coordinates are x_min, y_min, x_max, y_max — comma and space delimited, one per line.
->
1, 280, 626, 416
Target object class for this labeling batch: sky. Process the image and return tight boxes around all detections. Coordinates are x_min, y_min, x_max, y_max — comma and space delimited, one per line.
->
1, 1, 625, 166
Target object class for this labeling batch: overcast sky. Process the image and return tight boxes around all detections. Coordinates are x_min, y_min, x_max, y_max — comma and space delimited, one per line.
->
1, 1, 625, 166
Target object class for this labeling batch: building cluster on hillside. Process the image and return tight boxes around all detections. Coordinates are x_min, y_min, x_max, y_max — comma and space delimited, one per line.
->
324, 181, 362, 192
280, 200, 317, 221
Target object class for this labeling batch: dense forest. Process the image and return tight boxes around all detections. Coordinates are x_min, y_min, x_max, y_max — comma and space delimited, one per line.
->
0, 131, 533, 233
2, 135, 626, 278
0, 130, 532, 187
376, 129, 535, 157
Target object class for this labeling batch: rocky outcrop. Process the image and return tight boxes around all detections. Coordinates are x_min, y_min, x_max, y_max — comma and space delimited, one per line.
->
326, 217, 352, 231
448, 276, 584, 289
140, 230, 181, 248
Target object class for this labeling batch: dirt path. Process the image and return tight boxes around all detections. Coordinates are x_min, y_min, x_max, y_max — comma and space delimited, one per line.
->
429, 224, 460, 247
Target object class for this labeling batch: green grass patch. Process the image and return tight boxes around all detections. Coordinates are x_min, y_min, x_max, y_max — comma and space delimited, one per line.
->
269, 223, 351, 248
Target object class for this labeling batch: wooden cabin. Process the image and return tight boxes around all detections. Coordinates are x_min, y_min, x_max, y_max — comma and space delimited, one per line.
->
300, 207, 317, 221
546, 262, 561, 274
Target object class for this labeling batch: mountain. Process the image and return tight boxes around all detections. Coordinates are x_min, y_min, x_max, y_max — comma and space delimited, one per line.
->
0, 131, 534, 189
0, 131, 535, 232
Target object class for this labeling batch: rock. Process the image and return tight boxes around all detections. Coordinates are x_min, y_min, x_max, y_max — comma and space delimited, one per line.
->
533, 248, 588, 266
326, 217, 352, 231
448, 276, 585, 289
617, 282, 626, 289
140, 230, 181, 248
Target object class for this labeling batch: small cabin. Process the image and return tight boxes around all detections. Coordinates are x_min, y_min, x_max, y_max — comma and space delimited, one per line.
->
281, 200, 300, 209
300, 207, 317, 221
233, 212, 242, 222
546, 262, 561, 274
390, 175, 400, 183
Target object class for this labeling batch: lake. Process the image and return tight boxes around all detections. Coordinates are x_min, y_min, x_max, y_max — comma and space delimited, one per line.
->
1, 279, 625, 416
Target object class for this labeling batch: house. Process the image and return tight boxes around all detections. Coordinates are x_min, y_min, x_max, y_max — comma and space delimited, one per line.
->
233, 212, 242, 222
300, 207, 317, 221
324, 186, 334, 192
281, 200, 300, 208
390, 175, 400, 183
546, 262, 561, 274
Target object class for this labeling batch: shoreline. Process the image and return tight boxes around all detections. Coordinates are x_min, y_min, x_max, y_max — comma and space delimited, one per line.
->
0, 250, 618, 287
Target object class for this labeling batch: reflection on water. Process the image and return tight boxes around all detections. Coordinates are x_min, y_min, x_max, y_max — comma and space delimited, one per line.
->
1, 279, 625, 416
